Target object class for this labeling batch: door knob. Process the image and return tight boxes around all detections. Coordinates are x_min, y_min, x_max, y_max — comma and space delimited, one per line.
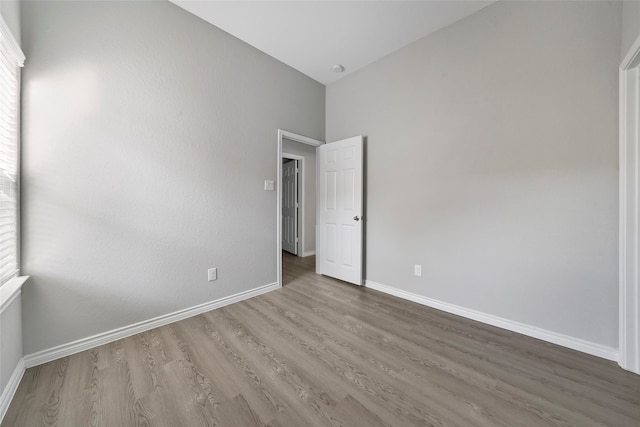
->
353, 216, 360, 221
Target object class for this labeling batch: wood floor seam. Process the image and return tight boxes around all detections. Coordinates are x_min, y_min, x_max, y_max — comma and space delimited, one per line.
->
3, 252, 639, 426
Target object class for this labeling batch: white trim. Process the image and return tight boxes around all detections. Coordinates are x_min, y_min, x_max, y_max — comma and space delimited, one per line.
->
277, 130, 323, 288
282, 153, 305, 257
0, 289, 19, 314
301, 250, 316, 257
0, 357, 25, 424
0, 16, 25, 66
365, 280, 618, 362
279, 130, 323, 147
0, 27, 23, 287
619, 33, 640, 374
24, 282, 279, 368
0, 276, 28, 313
621, 33, 640, 71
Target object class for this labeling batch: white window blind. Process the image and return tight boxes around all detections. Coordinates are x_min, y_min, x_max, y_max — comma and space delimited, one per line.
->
0, 17, 25, 285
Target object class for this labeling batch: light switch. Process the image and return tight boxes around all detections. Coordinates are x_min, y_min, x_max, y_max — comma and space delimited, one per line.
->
264, 180, 275, 191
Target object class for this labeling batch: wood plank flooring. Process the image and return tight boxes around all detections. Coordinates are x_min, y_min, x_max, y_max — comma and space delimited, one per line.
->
3, 253, 640, 426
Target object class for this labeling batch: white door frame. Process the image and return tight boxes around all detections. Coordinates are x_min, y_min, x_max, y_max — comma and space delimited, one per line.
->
282, 154, 304, 256
277, 130, 323, 288
619, 34, 640, 374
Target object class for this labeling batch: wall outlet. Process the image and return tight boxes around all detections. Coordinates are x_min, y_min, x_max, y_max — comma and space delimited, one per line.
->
208, 267, 217, 282
264, 180, 275, 191
414, 264, 422, 277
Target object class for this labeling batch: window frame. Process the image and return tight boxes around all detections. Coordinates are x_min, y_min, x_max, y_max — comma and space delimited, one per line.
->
0, 16, 25, 286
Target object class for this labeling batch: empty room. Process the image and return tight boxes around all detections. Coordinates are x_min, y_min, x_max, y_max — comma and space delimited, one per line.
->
1, 0, 639, 425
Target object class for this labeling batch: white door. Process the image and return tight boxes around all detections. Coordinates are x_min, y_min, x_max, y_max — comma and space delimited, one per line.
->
317, 136, 364, 285
282, 159, 298, 255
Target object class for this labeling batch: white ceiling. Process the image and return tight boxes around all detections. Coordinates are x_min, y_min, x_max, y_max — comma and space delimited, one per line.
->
170, 1, 496, 85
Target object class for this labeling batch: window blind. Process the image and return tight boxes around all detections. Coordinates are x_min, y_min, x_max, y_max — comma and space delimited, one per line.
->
0, 17, 25, 285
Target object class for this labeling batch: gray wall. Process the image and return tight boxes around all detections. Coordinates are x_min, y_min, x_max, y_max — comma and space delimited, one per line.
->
621, 0, 640, 60
0, 0, 20, 45
1, 297, 22, 395
20, 0, 324, 354
326, 1, 621, 348
282, 138, 317, 255
0, 0, 22, 400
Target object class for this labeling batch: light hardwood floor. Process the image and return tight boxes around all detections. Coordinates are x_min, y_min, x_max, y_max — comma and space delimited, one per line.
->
3, 253, 640, 426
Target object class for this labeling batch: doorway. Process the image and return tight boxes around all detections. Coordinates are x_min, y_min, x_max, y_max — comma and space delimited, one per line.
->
277, 130, 323, 287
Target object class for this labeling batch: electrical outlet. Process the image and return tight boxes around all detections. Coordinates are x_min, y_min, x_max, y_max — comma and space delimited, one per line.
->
208, 268, 217, 282
264, 180, 275, 191
414, 264, 422, 277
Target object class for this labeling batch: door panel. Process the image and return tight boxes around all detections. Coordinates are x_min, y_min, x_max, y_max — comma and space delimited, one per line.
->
343, 169, 355, 210
326, 224, 336, 263
326, 171, 337, 210
317, 136, 364, 285
341, 224, 353, 266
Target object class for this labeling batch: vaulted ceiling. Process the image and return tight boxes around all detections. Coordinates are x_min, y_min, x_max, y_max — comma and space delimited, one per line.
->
170, 1, 496, 85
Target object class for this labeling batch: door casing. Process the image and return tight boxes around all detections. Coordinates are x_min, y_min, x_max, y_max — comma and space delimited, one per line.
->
619, 34, 640, 375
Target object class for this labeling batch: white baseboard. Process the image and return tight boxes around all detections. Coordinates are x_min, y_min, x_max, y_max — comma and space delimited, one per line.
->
301, 250, 316, 257
365, 280, 618, 362
24, 282, 279, 368
0, 357, 25, 424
